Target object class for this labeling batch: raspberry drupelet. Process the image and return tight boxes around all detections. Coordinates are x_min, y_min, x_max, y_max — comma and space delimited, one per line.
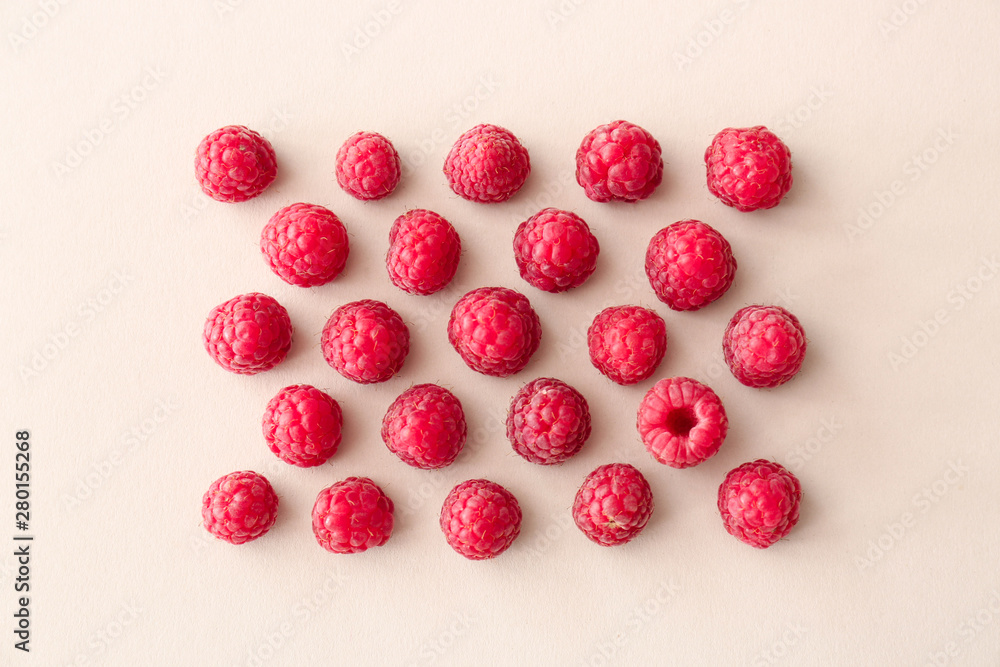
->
718, 459, 801, 548
203, 293, 292, 375
513, 208, 599, 293
444, 124, 530, 203
202, 471, 279, 545
587, 305, 667, 385
705, 126, 792, 212
645, 220, 736, 311
382, 384, 467, 469
321, 300, 410, 384
575, 120, 663, 203
440, 479, 522, 560
637, 377, 728, 468
572, 463, 654, 546
448, 286, 541, 377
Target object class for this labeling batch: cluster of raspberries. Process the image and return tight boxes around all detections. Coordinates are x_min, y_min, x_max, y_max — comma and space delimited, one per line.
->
197, 120, 805, 557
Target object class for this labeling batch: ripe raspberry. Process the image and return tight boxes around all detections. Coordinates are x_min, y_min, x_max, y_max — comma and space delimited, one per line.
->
506, 378, 591, 465
513, 208, 600, 293
645, 220, 737, 311
440, 479, 522, 560
448, 287, 541, 377
723, 305, 807, 388
587, 305, 667, 385
312, 477, 394, 554
444, 124, 530, 203
260, 203, 349, 287
718, 459, 801, 548
386, 209, 461, 295
705, 126, 792, 212
203, 293, 292, 375
195, 125, 277, 203
321, 300, 409, 384
382, 384, 467, 469
202, 471, 278, 545
572, 463, 653, 547
637, 377, 728, 468
262, 385, 343, 467
335, 131, 401, 201
575, 120, 663, 203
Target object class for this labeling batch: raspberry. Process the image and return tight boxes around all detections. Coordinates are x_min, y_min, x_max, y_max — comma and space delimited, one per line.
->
203, 293, 292, 375
335, 131, 401, 201
381, 384, 467, 469
637, 377, 728, 468
572, 463, 653, 547
195, 125, 277, 203
444, 124, 530, 203
705, 126, 792, 212
718, 459, 801, 548
447, 287, 541, 377
312, 477, 394, 554
260, 203, 349, 287
723, 305, 807, 388
321, 300, 409, 384
440, 479, 522, 560
575, 120, 663, 203
202, 471, 278, 545
506, 378, 591, 465
386, 209, 461, 295
513, 208, 600, 293
262, 385, 343, 468
645, 220, 737, 311
587, 305, 667, 385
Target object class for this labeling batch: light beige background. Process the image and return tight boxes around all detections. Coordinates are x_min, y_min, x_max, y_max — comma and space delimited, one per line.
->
3, 0, 999, 665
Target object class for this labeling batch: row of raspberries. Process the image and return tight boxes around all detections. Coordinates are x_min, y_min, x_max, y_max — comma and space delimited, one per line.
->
204, 290, 806, 388
203, 461, 800, 555
195, 122, 792, 210
196, 118, 805, 557
258, 201, 741, 307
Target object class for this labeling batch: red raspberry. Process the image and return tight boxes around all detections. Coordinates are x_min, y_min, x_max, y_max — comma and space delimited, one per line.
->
381, 384, 467, 469
386, 209, 461, 295
718, 459, 801, 548
587, 305, 667, 385
312, 477, 394, 554
203, 293, 292, 375
260, 203, 349, 287
444, 124, 530, 203
321, 300, 409, 384
202, 471, 278, 545
335, 131, 401, 201
513, 208, 600, 293
572, 463, 653, 547
645, 220, 737, 311
705, 126, 792, 212
506, 378, 591, 465
440, 479, 522, 560
723, 305, 807, 388
262, 384, 343, 468
637, 377, 728, 468
575, 120, 663, 203
447, 287, 541, 377
195, 125, 277, 203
